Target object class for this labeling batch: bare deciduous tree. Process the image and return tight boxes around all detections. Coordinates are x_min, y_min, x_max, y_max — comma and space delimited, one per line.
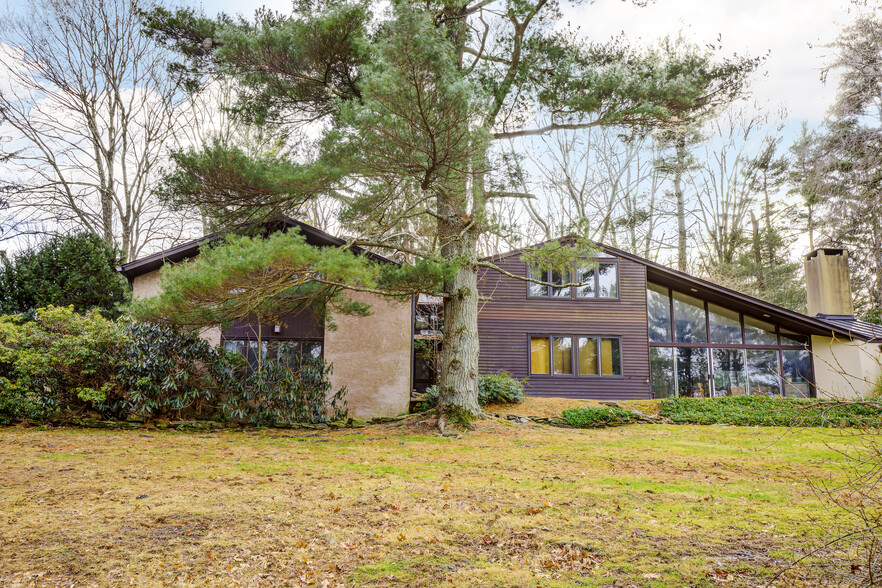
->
523, 128, 668, 259
0, 0, 199, 261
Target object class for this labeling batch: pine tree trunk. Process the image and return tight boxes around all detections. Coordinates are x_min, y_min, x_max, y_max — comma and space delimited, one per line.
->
435, 211, 481, 425
438, 259, 481, 423
675, 134, 687, 273
751, 211, 765, 292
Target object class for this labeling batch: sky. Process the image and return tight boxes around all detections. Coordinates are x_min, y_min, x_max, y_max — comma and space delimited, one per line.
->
195, 0, 863, 127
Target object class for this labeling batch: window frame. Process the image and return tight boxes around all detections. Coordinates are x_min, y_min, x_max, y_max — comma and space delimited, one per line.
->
221, 337, 325, 371
526, 260, 620, 301
528, 334, 623, 378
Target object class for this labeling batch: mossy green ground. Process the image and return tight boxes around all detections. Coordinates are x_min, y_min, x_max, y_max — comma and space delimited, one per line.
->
0, 417, 860, 586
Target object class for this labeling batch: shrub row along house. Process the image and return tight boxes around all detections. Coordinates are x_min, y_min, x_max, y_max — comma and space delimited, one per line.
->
119, 220, 882, 418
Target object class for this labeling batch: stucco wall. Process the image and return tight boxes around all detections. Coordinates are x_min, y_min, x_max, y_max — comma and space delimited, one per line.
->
324, 292, 413, 419
131, 269, 163, 299
811, 335, 882, 399
129, 268, 220, 345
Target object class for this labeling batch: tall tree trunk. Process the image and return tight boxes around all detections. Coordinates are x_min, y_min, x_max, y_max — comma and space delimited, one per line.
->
807, 203, 815, 251
437, 231, 481, 425
674, 134, 687, 273
762, 176, 775, 269
438, 259, 481, 419
751, 211, 765, 292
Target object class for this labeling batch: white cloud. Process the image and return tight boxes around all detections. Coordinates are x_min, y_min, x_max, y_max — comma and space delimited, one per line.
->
561, 0, 860, 122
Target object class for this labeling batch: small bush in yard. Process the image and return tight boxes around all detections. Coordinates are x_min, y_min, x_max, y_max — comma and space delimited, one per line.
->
0, 306, 129, 421
659, 395, 882, 427
221, 349, 347, 426
420, 370, 525, 410
478, 370, 525, 404
114, 320, 241, 420
561, 406, 635, 428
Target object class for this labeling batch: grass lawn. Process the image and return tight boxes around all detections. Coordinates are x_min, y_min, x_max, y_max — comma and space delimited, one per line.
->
0, 407, 863, 587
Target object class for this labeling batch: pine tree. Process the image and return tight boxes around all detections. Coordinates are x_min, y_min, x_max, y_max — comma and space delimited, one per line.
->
140, 0, 759, 423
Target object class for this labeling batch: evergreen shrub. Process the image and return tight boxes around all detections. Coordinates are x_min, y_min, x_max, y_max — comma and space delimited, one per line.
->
659, 395, 882, 428
420, 370, 525, 409
561, 406, 635, 428
0, 306, 345, 425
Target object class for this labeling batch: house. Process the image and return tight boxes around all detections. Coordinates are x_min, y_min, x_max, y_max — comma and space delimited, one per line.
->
477, 241, 882, 400
121, 219, 882, 413
117, 219, 414, 420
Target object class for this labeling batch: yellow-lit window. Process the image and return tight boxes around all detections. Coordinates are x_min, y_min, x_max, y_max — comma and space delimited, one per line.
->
578, 337, 598, 375
601, 338, 622, 376
530, 337, 550, 374
553, 337, 573, 374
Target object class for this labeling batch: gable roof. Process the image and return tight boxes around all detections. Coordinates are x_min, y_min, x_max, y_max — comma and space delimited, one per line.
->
483, 237, 881, 343
117, 218, 394, 282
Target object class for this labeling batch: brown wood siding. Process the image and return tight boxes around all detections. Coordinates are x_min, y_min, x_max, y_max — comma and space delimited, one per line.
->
477, 253, 651, 400
222, 310, 324, 341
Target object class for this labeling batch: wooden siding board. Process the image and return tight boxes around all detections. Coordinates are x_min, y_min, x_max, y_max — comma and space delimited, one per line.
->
477, 253, 652, 400
222, 310, 324, 340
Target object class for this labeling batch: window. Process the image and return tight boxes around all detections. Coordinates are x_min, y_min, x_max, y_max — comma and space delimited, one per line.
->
596, 263, 618, 298
650, 347, 675, 398
528, 265, 572, 297
673, 291, 707, 343
780, 329, 809, 347
550, 268, 572, 298
223, 338, 323, 373
578, 337, 599, 375
530, 336, 550, 374
709, 304, 742, 344
576, 262, 618, 299
601, 338, 621, 375
553, 336, 573, 374
647, 283, 672, 342
528, 265, 549, 297
530, 261, 618, 299
676, 347, 709, 397
782, 349, 812, 398
577, 266, 596, 298
747, 349, 780, 396
744, 316, 777, 345
531, 335, 622, 377
712, 348, 746, 396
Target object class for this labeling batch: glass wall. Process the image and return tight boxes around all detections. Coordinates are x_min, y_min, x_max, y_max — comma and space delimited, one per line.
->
647, 283, 815, 398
